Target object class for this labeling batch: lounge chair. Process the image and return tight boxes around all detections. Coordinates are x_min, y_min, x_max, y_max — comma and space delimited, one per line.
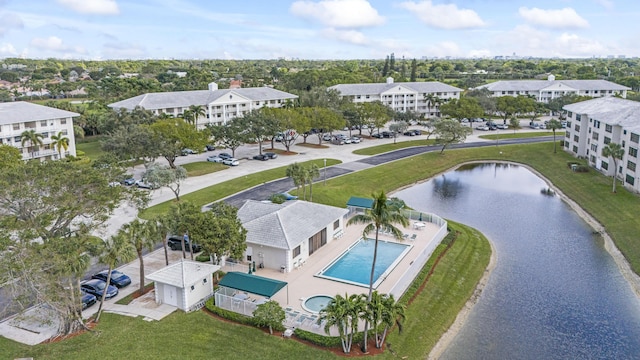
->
410, 234, 417, 241
403, 233, 409, 239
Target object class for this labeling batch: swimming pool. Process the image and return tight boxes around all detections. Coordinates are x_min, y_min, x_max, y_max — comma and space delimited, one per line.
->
302, 295, 333, 313
316, 238, 411, 288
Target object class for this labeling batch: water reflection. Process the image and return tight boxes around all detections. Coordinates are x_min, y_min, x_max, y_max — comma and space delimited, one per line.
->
395, 163, 640, 359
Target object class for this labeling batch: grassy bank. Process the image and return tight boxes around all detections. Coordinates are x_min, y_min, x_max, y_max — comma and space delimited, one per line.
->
181, 161, 227, 177
139, 158, 342, 220
352, 139, 437, 155
478, 131, 564, 140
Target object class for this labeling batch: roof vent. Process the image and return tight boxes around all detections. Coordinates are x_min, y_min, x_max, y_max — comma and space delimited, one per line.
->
208, 82, 218, 91
386, 77, 394, 84
548, 74, 555, 81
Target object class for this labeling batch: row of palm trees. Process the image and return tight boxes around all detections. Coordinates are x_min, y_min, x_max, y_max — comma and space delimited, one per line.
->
318, 291, 405, 354
285, 162, 321, 201
20, 129, 70, 159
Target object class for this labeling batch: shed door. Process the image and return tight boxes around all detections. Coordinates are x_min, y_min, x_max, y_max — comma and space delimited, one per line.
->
164, 285, 178, 306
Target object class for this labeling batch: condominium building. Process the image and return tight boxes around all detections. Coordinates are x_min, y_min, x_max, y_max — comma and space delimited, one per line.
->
0, 101, 79, 161
474, 75, 629, 103
108, 83, 298, 127
563, 97, 640, 192
328, 78, 462, 118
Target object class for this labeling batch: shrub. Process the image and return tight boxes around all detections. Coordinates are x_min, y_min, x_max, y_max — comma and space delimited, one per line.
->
76, 150, 86, 157
270, 193, 286, 204
195, 253, 210, 262
293, 328, 365, 347
575, 165, 590, 173
205, 298, 256, 326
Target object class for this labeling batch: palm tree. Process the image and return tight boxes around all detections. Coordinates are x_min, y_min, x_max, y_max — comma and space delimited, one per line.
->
189, 105, 206, 130
121, 219, 158, 294
305, 164, 320, 202
367, 291, 405, 348
546, 119, 563, 153
286, 162, 305, 199
346, 190, 409, 352
179, 109, 193, 127
602, 143, 625, 193
319, 293, 365, 354
20, 129, 44, 159
95, 231, 136, 322
50, 131, 69, 158
424, 93, 436, 118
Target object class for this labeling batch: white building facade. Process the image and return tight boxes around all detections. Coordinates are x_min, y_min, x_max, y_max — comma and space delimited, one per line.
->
108, 83, 298, 127
0, 101, 79, 161
329, 78, 462, 118
563, 97, 640, 192
475, 76, 630, 103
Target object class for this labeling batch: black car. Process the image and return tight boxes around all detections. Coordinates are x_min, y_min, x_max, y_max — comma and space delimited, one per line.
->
403, 130, 415, 136
205, 144, 216, 151
372, 132, 383, 138
168, 236, 202, 253
92, 269, 131, 288
253, 154, 269, 161
218, 152, 232, 160
81, 279, 119, 300
264, 152, 278, 159
81, 291, 97, 310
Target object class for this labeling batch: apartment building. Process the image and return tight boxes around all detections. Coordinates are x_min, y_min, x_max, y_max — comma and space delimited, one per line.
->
563, 97, 640, 192
0, 101, 79, 161
475, 75, 629, 103
108, 83, 298, 127
328, 77, 462, 118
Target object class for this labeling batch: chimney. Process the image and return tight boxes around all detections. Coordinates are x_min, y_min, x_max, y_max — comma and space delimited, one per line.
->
208, 82, 218, 91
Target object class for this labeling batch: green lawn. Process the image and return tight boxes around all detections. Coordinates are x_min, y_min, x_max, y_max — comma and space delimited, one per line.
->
478, 131, 565, 140
181, 161, 227, 177
139, 158, 342, 220
352, 139, 437, 155
76, 137, 104, 160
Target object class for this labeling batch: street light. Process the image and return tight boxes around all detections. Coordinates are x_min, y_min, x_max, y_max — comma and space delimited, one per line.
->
324, 158, 327, 185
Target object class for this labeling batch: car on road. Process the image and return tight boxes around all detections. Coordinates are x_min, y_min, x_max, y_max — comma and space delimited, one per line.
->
207, 155, 223, 163
167, 236, 202, 253
264, 152, 278, 159
92, 270, 131, 288
81, 279, 119, 300
135, 179, 156, 190
253, 154, 269, 161
222, 158, 240, 166
350, 136, 361, 144
81, 291, 97, 310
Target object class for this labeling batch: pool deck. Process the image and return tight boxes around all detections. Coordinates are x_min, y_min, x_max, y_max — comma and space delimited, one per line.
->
256, 220, 443, 335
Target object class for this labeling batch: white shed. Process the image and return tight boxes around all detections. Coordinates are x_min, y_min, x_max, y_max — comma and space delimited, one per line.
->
146, 260, 220, 312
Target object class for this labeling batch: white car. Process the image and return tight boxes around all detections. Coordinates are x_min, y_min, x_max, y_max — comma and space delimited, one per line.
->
496, 124, 509, 130
135, 180, 156, 190
477, 125, 490, 131
207, 155, 223, 163
350, 136, 361, 144
222, 158, 239, 166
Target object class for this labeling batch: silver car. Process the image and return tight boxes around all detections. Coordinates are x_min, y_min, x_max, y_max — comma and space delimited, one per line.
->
222, 158, 239, 166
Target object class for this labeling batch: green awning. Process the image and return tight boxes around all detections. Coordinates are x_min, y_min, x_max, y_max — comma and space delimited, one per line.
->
218, 272, 287, 298
347, 196, 373, 209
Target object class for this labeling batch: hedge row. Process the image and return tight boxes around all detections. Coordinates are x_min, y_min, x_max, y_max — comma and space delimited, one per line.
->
204, 298, 285, 332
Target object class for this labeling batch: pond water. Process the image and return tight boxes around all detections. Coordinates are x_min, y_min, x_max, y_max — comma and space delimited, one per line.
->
395, 163, 640, 359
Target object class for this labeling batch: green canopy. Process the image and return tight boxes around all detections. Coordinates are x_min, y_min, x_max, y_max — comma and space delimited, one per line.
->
218, 272, 287, 298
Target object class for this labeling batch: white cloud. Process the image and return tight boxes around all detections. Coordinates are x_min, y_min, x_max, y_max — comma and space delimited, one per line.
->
593, 0, 614, 10
0, 42, 18, 56
290, 0, 385, 28
321, 28, 369, 45
56, 0, 119, 15
423, 41, 463, 58
518, 7, 589, 29
0, 13, 24, 36
495, 25, 607, 57
398, 0, 485, 30
30, 36, 86, 54
555, 33, 606, 55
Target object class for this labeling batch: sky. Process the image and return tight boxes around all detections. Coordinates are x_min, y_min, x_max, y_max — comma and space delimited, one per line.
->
0, 0, 638, 60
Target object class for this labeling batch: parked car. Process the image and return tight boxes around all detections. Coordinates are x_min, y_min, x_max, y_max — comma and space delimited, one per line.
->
181, 148, 197, 156
205, 144, 216, 151
350, 136, 361, 144
496, 124, 509, 130
81, 279, 118, 300
92, 269, 131, 288
529, 122, 540, 129
253, 154, 269, 161
404, 130, 416, 136
372, 132, 383, 138
121, 177, 136, 186
486, 122, 498, 130
135, 179, 156, 190
207, 155, 223, 163
81, 291, 97, 310
264, 152, 278, 159
382, 131, 394, 138
222, 158, 240, 166
218, 152, 232, 159
477, 125, 490, 131
331, 137, 345, 145
167, 236, 202, 252
322, 134, 332, 141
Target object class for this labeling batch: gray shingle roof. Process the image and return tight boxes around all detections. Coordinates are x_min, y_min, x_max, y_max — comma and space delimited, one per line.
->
477, 79, 630, 92
0, 101, 79, 125
145, 260, 220, 288
329, 81, 462, 96
564, 97, 640, 130
237, 200, 348, 250
108, 87, 298, 111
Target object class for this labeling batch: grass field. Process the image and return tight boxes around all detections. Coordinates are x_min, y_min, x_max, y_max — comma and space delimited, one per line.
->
181, 161, 227, 177
75, 137, 104, 160
478, 131, 565, 140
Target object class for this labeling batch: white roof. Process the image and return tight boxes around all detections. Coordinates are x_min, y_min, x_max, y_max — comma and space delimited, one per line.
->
564, 97, 640, 132
108, 87, 298, 111
476, 79, 629, 92
145, 260, 220, 288
0, 101, 79, 125
237, 200, 348, 250
329, 81, 462, 96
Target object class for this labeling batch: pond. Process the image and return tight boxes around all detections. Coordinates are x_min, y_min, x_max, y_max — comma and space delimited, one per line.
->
395, 163, 640, 359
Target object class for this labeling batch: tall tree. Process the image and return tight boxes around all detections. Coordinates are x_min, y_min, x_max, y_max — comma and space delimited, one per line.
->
423, 94, 437, 118
319, 293, 366, 354
95, 231, 136, 322
143, 163, 188, 201
602, 143, 625, 193
50, 131, 70, 158
304, 164, 320, 202
20, 129, 44, 158
439, 97, 484, 122
188, 104, 206, 129
150, 118, 209, 168
410, 58, 417, 82
0, 144, 22, 168
121, 219, 158, 294
546, 118, 563, 153
286, 162, 305, 198
346, 191, 409, 352
366, 291, 405, 348
432, 118, 473, 153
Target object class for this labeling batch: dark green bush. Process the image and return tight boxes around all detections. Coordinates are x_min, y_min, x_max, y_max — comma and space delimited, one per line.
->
205, 298, 256, 326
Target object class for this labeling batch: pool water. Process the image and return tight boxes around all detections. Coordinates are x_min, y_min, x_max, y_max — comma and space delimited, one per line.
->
303, 295, 333, 313
316, 238, 411, 288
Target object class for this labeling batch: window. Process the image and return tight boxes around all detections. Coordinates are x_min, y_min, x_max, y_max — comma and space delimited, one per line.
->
567, 111, 573, 118
590, 155, 596, 163
627, 161, 636, 172
61, 130, 68, 135
590, 144, 598, 152
60, 119, 67, 125
575, 125, 580, 132
602, 161, 608, 170
573, 145, 578, 153
333, 220, 340, 230
604, 137, 611, 144
605, 124, 613, 133
576, 114, 581, 121
13, 124, 20, 131
293, 245, 301, 258
629, 147, 638, 158
626, 175, 635, 185
593, 120, 601, 129
14, 136, 21, 142
573, 135, 579, 142
592, 132, 599, 141
631, 133, 640, 143
40, 120, 47, 126
42, 132, 49, 138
